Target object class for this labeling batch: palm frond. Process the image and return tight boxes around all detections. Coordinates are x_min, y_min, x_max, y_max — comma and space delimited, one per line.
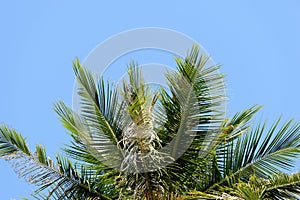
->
54, 101, 122, 170
216, 105, 262, 177
208, 117, 300, 191
155, 45, 226, 191
219, 173, 300, 200
0, 125, 111, 200
184, 191, 236, 200
0, 125, 30, 156
232, 175, 267, 200
235, 118, 300, 177
73, 58, 123, 144
159, 45, 226, 157
265, 172, 300, 199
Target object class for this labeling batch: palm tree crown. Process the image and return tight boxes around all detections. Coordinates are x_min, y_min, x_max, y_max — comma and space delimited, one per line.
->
1, 45, 300, 199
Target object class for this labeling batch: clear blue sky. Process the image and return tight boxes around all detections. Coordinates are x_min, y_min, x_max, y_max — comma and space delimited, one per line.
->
1, 1, 300, 199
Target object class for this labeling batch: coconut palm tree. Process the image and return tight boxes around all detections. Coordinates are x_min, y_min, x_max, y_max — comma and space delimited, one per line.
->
1, 45, 300, 199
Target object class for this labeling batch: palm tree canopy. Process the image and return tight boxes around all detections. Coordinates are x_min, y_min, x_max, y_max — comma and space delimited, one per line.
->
0, 45, 300, 200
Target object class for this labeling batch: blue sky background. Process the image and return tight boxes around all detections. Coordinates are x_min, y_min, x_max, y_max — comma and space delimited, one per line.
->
0, 1, 300, 199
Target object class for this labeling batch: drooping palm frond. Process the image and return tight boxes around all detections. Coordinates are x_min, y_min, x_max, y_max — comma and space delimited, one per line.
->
0, 125, 111, 200
208, 117, 300, 193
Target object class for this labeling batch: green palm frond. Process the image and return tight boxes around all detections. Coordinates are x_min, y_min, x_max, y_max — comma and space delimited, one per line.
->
54, 100, 123, 175
216, 105, 262, 177
208, 117, 300, 192
73, 58, 123, 144
162, 68, 201, 159
73, 59, 119, 144
0, 125, 30, 156
0, 125, 111, 200
195, 105, 263, 187
54, 101, 115, 169
155, 45, 226, 191
160, 45, 226, 155
71, 59, 125, 168
221, 105, 262, 139
265, 172, 300, 199
219, 173, 300, 200
184, 190, 224, 199
234, 118, 300, 177
233, 175, 267, 200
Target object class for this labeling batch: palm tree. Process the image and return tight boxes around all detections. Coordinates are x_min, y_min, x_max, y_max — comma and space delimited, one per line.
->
1, 45, 300, 199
